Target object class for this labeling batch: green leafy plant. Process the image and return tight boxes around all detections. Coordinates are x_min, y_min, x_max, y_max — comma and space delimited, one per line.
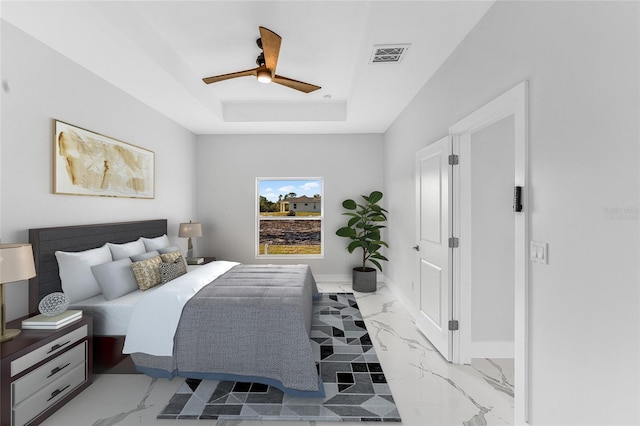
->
336, 190, 389, 271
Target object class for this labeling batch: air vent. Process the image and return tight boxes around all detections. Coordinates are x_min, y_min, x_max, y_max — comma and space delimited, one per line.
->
369, 44, 410, 64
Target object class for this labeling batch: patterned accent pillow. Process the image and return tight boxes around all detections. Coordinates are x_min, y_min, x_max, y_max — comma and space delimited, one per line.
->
159, 250, 182, 263
159, 257, 187, 283
131, 255, 162, 290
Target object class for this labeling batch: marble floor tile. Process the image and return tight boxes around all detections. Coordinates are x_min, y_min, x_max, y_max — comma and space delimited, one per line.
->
40, 282, 513, 426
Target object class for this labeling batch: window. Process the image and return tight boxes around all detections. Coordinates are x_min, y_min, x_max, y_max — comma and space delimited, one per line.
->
257, 178, 323, 257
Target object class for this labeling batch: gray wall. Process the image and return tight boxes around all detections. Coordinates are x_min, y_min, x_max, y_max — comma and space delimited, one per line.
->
195, 133, 384, 279
383, 2, 639, 424
1, 23, 198, 321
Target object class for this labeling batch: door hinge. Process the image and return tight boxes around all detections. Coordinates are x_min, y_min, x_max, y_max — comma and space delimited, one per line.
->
448, 154, 459, 165
448, 237, 459, 248
448, 320, 459, 331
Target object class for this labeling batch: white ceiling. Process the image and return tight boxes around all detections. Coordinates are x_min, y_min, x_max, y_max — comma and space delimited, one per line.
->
2, 1, 494, 135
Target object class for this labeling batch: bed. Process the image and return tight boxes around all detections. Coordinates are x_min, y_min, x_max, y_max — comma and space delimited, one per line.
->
28, 220, 324, 397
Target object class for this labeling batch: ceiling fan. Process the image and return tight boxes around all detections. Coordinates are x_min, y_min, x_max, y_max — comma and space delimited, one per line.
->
202, 26, 321, 93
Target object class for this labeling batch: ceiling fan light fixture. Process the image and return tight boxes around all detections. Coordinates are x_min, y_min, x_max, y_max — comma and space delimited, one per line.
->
257, 69, 272, 84
202, 26, 320, 93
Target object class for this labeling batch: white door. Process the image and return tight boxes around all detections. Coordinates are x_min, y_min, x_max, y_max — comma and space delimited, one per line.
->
415, 136, 453, 361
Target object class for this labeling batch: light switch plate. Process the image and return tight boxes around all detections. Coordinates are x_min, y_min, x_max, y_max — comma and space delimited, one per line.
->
530, 241, 548, 264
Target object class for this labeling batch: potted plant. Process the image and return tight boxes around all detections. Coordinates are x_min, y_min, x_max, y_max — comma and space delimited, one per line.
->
336, 190, 389, 292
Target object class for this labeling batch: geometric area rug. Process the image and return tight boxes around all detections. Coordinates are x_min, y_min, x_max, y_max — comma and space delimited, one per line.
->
157, 292, 402, 422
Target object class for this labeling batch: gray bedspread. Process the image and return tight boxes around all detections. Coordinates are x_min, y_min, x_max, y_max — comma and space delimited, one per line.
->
131, 264, 323, 396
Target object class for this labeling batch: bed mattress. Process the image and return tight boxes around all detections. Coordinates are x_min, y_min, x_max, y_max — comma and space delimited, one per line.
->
69, 289, 149, 335
69, 261, 237, 336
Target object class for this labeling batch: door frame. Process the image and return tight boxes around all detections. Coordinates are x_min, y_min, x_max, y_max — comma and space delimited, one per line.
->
449, 81, 529, 424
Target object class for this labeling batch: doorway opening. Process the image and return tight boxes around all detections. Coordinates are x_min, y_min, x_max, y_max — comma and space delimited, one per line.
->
464, 114, 517, 402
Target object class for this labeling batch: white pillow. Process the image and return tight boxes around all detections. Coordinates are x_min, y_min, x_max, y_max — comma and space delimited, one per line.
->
55, 245, 113, 303
107, 238, 146, 260
141, 234, 170, 251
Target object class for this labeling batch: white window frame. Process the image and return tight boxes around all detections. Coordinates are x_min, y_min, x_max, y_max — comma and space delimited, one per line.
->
256, 177, 324, 259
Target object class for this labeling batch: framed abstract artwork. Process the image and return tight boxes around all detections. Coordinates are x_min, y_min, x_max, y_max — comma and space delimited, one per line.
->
53, 120, 155, 199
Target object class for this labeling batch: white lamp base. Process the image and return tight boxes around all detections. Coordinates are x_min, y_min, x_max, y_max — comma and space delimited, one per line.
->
1, 282, 22, 341
186, 237, 194, 258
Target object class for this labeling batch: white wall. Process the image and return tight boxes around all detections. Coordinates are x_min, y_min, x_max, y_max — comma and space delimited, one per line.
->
383, 2, 639, 425
195, 133, 384, 279
470, 116, 515, 354
1, 22, 197, 321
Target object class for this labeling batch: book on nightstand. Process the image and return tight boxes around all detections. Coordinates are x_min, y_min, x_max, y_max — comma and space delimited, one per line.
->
186, 257, 204, 265
21, 310, 83, 330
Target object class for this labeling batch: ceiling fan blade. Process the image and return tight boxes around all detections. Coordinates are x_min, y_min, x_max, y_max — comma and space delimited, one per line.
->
272, 75, 321, 93
202, 68, 257, 84
259, 26, 281, 75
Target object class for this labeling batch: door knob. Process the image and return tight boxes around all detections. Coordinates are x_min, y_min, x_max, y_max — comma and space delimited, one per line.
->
412, 245, 420, 251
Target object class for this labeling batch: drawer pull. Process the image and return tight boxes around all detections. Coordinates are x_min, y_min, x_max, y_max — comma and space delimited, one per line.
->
47, 340, 71, 354
47, 362, 71, 378
46, 384, 70, 402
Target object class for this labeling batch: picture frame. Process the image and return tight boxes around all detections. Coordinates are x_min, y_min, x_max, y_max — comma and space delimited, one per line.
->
53, 120, 155, 199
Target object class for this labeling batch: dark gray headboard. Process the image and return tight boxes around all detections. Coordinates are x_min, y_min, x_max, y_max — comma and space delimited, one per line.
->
28, 219, 167, 314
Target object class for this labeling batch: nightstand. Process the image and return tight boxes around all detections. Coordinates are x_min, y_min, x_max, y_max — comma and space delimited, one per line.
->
0, 315, 93, 426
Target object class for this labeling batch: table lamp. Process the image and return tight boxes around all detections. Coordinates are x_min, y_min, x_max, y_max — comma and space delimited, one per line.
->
0, 244, 36, 342
178, 221, 203, 263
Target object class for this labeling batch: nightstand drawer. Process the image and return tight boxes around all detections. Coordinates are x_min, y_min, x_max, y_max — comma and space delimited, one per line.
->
11, 324, 87, 376
12, 362, 86, 426
12, 341, 86, 406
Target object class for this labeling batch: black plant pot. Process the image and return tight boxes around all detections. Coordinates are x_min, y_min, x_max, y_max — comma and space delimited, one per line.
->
352, 267, 377, 293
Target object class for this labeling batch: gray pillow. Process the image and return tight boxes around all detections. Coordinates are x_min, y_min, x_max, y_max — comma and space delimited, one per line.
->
91, 258, 138, 301
158, 245, 182, 256
130, 250, 160, 262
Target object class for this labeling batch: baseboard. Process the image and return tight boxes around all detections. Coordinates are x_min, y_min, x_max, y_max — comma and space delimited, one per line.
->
382, 277, 418, 317
314, 273, 386, 283
470, 340, 514, 359
314, 274, 351, 282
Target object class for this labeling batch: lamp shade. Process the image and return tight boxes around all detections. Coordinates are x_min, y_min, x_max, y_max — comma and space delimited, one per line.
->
0, 243, 36, 283
178, 222, 202, 238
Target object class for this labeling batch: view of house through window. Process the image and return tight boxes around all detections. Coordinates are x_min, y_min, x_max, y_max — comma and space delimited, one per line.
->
257, 178, 323, 257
